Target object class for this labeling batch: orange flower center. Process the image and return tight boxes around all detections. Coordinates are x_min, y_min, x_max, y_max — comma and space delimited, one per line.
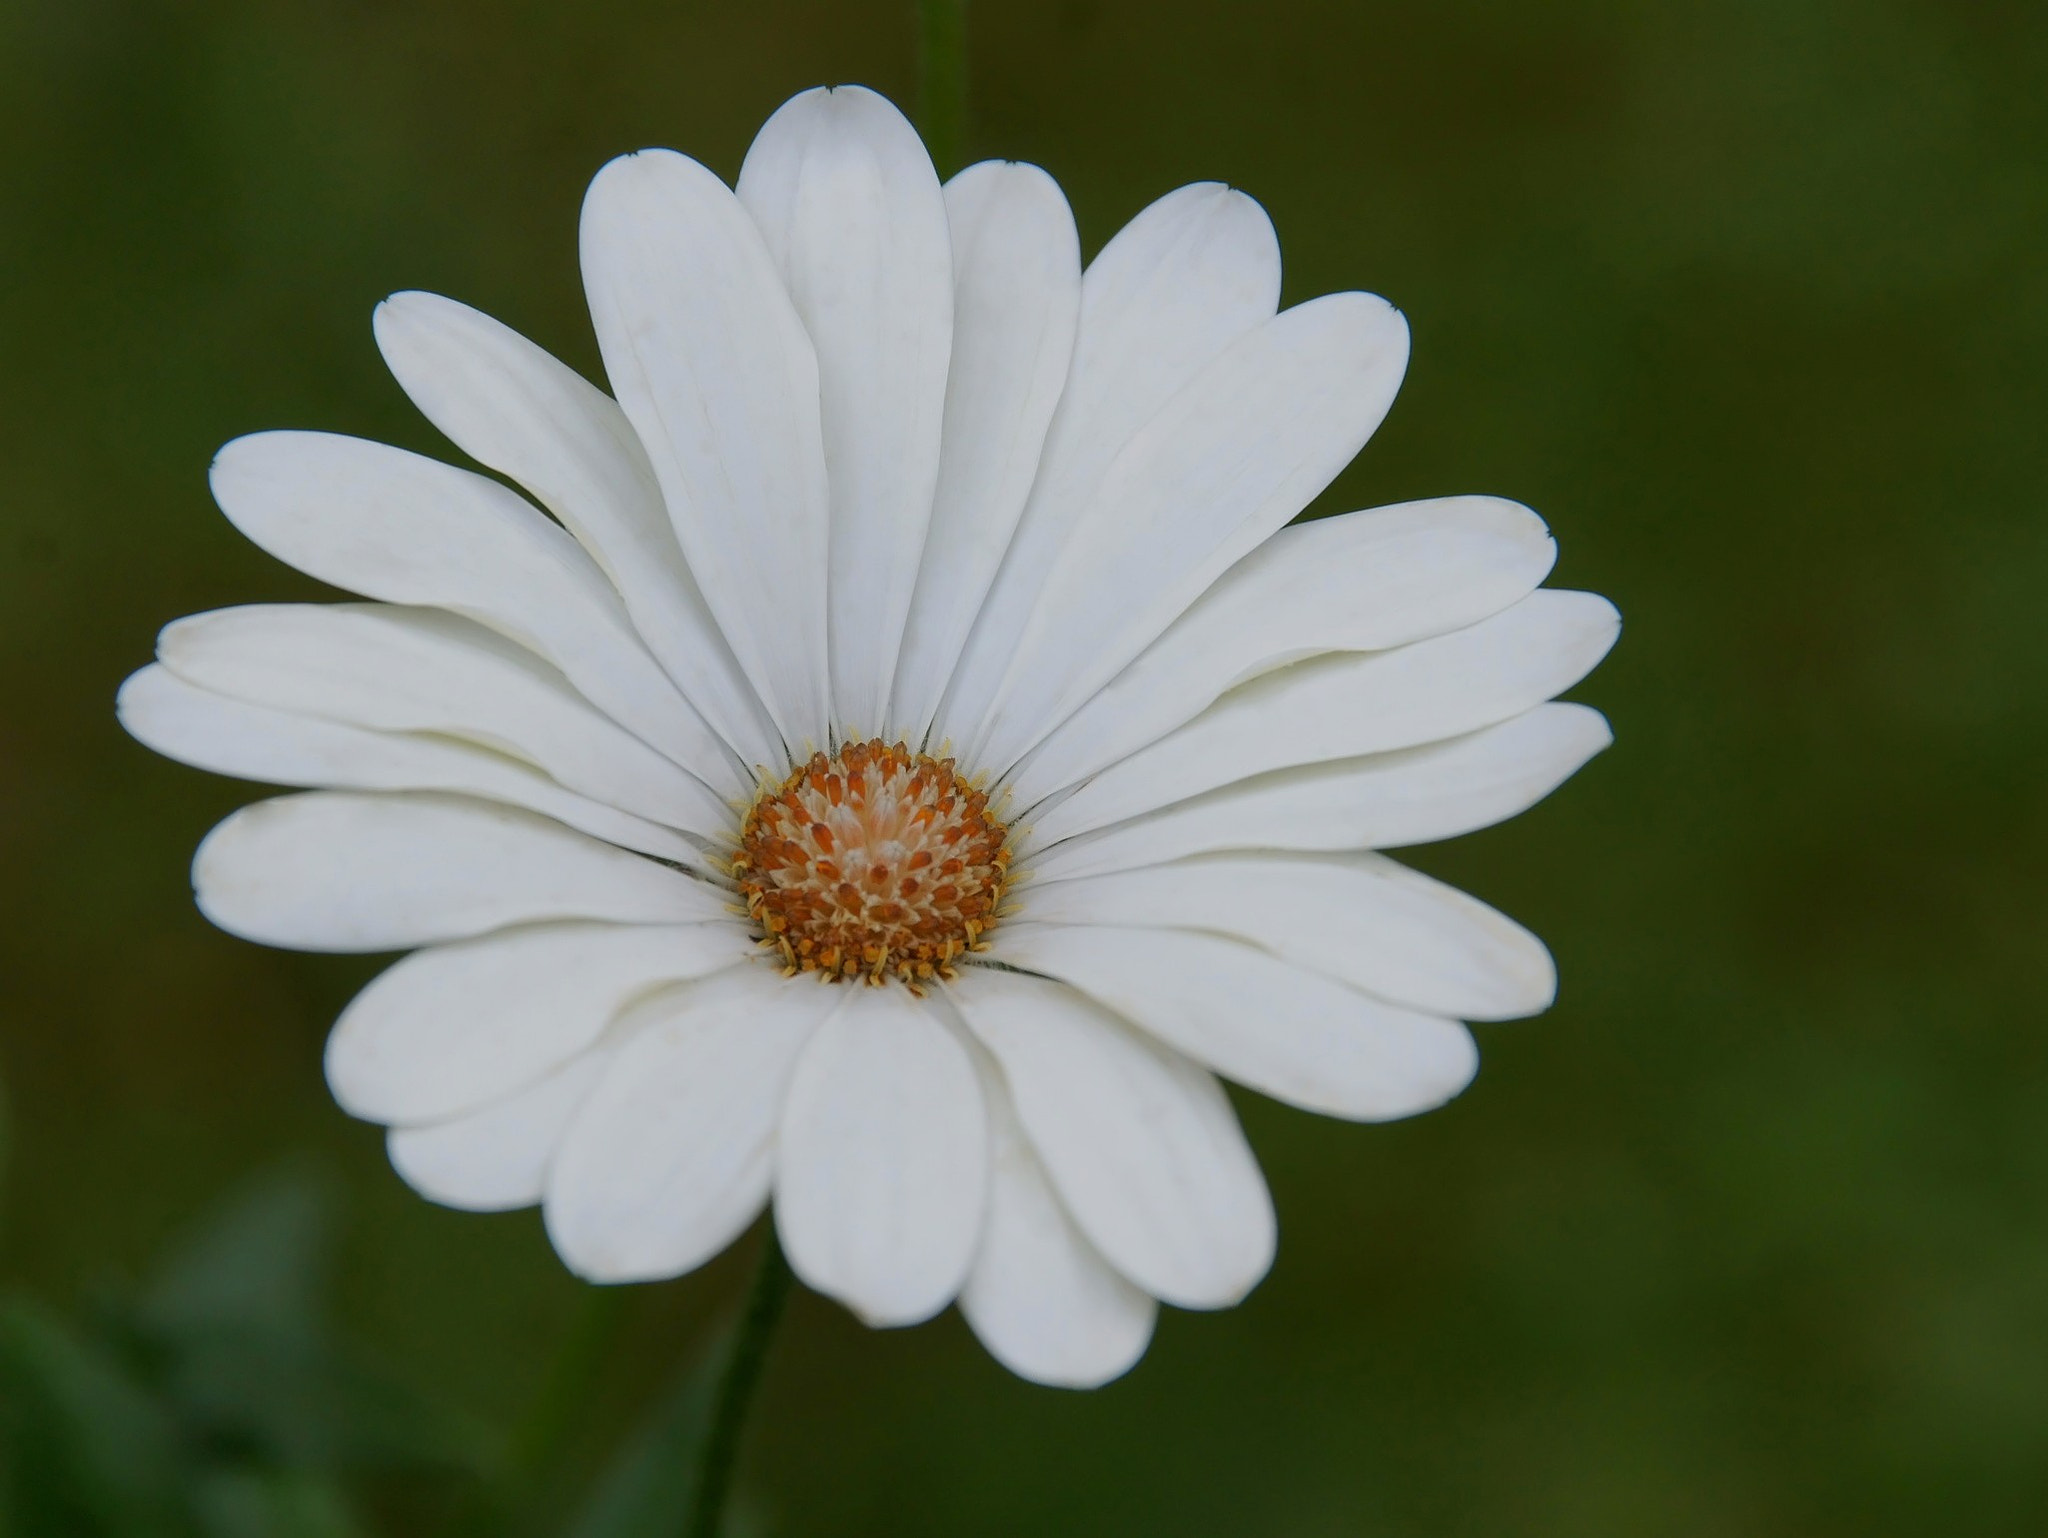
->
734, 739, 1010, 990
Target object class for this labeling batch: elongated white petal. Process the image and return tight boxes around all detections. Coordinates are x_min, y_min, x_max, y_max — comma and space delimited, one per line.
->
995, 926, 1477, 1121
890, 161, 1081, 743
117, 665, 702, 865
194, 792, 730, 952
775, 985, 986, 1326
946, 966, 1273, 1310
975, 293, 1412, 773
159, 604, 734, 835
1033, 591, 1619, 841
327, 922, 748, 1125
959, 1061, 1155, 1388
1014, 852, 1556, 1020
387, 1050, 613, 1213
935, 183, 1281, 751
208, 431, 739, 787
738, 86, 953, 735
1026, 703, 1613, 883
546, 967, 842, 1283
373, 292, 785, 772
581, 149, 831, 749
1010, 496, 1558, 806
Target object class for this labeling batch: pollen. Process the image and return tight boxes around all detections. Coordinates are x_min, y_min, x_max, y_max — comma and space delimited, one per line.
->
732, 739, 1010, 992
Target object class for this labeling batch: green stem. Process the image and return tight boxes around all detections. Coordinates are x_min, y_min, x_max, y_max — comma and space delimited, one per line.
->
916, 0, 969, 176
681, 1231, 795, 1538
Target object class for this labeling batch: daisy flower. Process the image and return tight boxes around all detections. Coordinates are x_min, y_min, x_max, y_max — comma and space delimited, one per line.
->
119, 86, 1617, 1388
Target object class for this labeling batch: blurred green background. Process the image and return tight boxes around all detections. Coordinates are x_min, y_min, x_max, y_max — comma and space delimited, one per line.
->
3, 0, 2046, 1532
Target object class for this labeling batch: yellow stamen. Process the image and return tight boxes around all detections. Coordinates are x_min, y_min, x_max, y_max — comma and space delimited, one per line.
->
735, 739, 1011, 989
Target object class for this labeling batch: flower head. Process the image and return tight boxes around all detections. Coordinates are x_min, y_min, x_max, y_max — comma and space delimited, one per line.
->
120, 86, 1617, 1387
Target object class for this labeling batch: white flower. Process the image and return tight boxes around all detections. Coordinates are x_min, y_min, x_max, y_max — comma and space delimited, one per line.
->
119, 86, 1617, 1388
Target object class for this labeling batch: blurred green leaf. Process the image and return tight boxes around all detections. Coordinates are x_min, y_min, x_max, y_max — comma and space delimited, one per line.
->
0, 1166, 492, 1537
140, 1167, 330, 1344
190, 1469, 366, 1538
121, 1167, 488, 1477
0, 1298, 195, 1538
561, 1331, 722, 1538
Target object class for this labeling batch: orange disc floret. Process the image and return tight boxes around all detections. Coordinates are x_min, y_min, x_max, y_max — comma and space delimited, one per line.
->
732, 739, 1010, 991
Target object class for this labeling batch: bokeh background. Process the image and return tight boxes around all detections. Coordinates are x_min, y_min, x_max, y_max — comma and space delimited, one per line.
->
4, 0, 2046, 1533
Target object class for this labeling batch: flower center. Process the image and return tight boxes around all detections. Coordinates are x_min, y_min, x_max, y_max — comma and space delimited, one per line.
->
733, 739, 1010, 990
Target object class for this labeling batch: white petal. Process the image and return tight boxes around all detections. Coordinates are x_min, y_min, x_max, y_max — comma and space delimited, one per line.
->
326, 922, 749, 1124
775, 984, 986, 1326
994, 926, 1478, 1122
1031, 590, 1619, 841
386, 1050, 613, 1213
738, 86, 953, 736
208, 431, 740, 789
945, 966, 1273, 1310
934, 183, 1281, 752
973, 292, 1413, 773
958, 1063, 1155, 1389
1014, 852, 1556, 1021
1026, 703, 1613, 883
581, 149, 831, 750
193, 791, 730, 952
890, 161, 1081, 743
117, 665, 702, 865
158, 604, 734, 836
545, 967, 842, 1283
1010, 496, 1558, 806
372, 292, 785, 772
